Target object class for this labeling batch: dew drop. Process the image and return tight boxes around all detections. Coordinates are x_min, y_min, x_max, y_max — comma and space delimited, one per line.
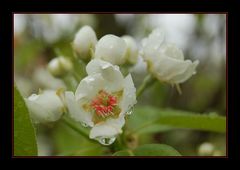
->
81, 122, 88, 127
126, 107, 134, 115
97, 137, 116, 145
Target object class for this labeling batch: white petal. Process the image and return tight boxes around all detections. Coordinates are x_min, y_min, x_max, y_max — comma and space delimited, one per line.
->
89, 116, 125, 139
141, 28, 164, 51
86, 59, 113, 75
94, 34, 127, 65
86, 59, 124, 92
119, 74, 137, 116
25, 99, 52, 123
65, 91, 94, 127
160, 43, 184, 60
151, 54, 192, 82
170, 60, 199, 83
75, 73, 105, 101
122, 35, 138, 64
141, 47, 158, 64
25, 90, 64, 123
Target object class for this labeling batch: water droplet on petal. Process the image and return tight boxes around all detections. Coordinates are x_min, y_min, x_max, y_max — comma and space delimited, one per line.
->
126, 106, 134, 115
97, 137, 116, 145
81, 122, 88, 127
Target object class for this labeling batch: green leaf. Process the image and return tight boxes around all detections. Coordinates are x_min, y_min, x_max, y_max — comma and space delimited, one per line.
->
113, 144, 181, 156
134, 144, 181, 156
14, 86, 38, 156
127, 106, 226, 135
113, 150, 133, 156
52, 120, 108, 156
14, 40, 43, 71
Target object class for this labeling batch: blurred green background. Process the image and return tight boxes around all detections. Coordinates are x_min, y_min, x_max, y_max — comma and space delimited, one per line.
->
14, 14, 226, 156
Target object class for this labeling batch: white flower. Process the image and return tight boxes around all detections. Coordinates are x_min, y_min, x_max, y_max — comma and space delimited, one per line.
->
198, 142, 215, 156
25, 90, 65, 123
73, 25, 97, 61
122, 35, 138, 64
33, 67, 66, 90
141, 28, 199, 84
94, 34, 127, 65
65, 59, 137, 145
48, 56, 73, 78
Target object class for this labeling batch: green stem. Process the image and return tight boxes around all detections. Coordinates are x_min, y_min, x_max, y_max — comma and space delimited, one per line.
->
111, 135, 126, 152
63, 76, 76, 91
72, 71, 81, 83
136, 74, 156, 98
62, 117, 89, 139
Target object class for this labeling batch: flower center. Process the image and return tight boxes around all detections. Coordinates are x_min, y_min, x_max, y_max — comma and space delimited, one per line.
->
91, 90, 118, 117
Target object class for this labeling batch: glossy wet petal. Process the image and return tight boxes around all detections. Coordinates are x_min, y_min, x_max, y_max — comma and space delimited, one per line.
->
65, 91, 94, 127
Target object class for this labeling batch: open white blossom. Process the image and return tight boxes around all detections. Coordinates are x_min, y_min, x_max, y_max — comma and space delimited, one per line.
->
94, 34, 127, 65
25, 90, 65, 123
65, 59, 137, 145
122, 35, 139, 64
73, 25, 97, 61
141, 28, 199, 85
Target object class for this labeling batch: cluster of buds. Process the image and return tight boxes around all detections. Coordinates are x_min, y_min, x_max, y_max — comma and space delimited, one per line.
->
73, 25, 139, 65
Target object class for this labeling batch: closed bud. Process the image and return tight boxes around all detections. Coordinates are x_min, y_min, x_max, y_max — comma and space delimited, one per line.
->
94, 34, 127, 65
48, 56, 73, 78
24, 90, 65, 123
73, 25, 97, 61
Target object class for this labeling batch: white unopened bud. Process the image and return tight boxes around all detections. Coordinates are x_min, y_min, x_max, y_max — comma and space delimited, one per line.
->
25, 90, 65, 123
94, 34, 127, 65
198, 142, 215, 156
122, 35, 138, 64
73, 25, 97, 61
48, 56, 73, 78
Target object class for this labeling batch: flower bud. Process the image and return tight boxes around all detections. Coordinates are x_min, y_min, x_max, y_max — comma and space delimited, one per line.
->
24, 90, 65, 123
48, 56, 73, 78
94, 34, 127, 65
122, 35, 138, 64
73, 25, 97, 61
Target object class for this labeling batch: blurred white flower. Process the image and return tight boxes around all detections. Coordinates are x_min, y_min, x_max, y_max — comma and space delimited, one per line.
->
73, 25, 97, 61
25, 90, 65, 123
65, 59, 137, 145
141, 28, 199, 85
94, 35, 127, 65
15, 76, 34, 97
48, 56, 73, 78
14, 14, 27, 35
122, 35, 139, 64
198, 142, 215, 156
33, 67, 66, 90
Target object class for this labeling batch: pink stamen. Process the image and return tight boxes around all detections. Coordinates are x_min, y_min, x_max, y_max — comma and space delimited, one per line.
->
91, 90, 117, 117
